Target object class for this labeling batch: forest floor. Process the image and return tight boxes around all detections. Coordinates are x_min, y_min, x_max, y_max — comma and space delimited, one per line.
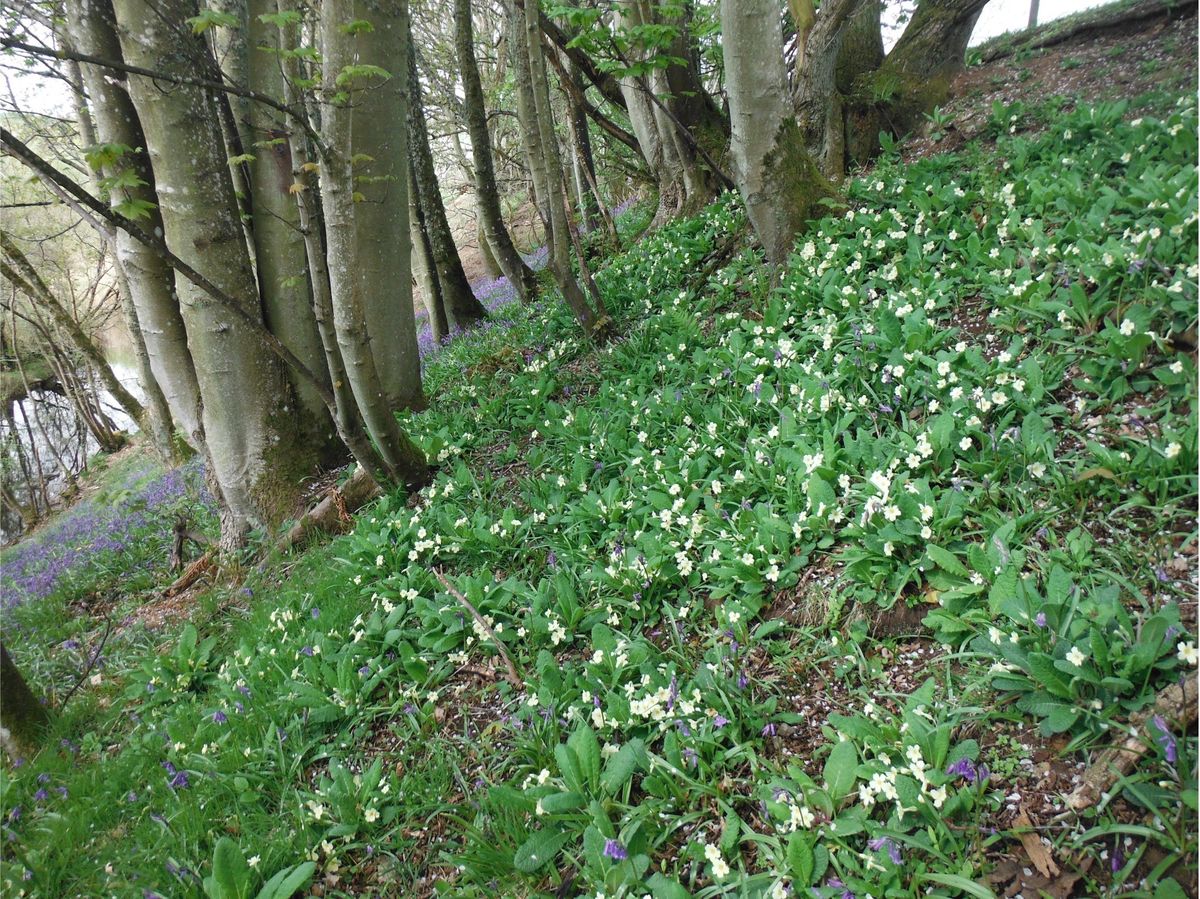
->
1, 5, 1197, 899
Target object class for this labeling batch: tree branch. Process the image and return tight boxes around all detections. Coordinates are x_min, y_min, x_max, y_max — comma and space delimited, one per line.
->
0, 35, 326, 155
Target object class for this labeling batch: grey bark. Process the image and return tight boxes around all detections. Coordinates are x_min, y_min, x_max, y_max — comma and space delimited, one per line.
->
319, 0, 430, 486
409, 165, 449, 344
61, 47, 178, 460
64, 0, 204, 450
245, 0, 337, 456
404, 14, 487, 331
112, 0, 316, 543
516, 0, 609, 337
722, 0, 837, 265
454, 0, 539, 301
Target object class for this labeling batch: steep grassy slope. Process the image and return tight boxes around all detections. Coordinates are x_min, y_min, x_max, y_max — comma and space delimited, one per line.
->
1, 50, 1196, 899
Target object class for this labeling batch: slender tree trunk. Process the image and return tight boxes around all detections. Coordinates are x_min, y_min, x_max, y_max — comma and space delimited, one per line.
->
1028, 0, 1039, 28
517, 0, 610, 337
404, 15, 487, 332
64, 0, 205, 452
62, 49, 179, 460
319, 0, 430, 489
454, 0, 539, 302
509, 0, 551, 234
113, 0, 318, 545
409, 167, 449, 344
245, 0, 339, 459
722, 0, 838, 265
0, 644, 50, 758
477, 220, 501, 280
563, 57, 600, 232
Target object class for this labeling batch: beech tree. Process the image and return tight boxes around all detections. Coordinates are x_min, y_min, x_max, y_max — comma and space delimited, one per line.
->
453, 0, 538, 302
723, 0, 990, 263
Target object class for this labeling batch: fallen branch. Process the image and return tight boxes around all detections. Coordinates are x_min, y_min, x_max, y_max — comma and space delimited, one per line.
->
164, 550, 215, 598
281, 468, 381, 549
1063, 672, 1198, 813
431, 567, 523, 688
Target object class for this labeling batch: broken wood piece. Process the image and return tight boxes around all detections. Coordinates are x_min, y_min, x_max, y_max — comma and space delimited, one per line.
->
281, 467, 381, 549
1064, 672, 1198, 812
164, 550, 214, 597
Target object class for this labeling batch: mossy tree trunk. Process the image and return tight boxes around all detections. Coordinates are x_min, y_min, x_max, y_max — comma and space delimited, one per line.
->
722, 0, 840, 264
0, 644, 50, 757
112, 0, 319, 547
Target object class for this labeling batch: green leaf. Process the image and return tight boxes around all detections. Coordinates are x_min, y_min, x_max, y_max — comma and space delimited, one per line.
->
917, 873, 997, 898
211, 837, 250, 899
186, 8, 238, 33
823, 739, 858, 801
537, 791, 586, 814
568, 726, 601, 792
513, 829, 570, 873
335, 63, 391, 87
255, 862, 315, 899
786, 833, 815, 884
927, 544, 968, 577
1027, 653, 1073, 699
600, 741, 640, 795
646, 873, 692, 899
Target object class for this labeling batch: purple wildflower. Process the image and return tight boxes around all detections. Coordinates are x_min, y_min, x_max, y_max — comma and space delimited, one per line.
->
713, 715, 729, 729
211, 710, 227, 724
947, 757, 988, 784
1034, 612, 1047, 627
761, 722, 777, 737
1151, 715, 1177, 763
33, 789, 47, 802
168, 770, 189, 790
311, 607, 320, 619
602, 839, 628, 861
300, 646, 314, 657
868, 836, 903, 864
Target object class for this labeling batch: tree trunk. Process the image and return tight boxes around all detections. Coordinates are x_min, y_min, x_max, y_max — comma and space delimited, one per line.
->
64, 0, 204, 451
517, 0, 610, 338
62, 47, 180, 461
844, 0, 989, 158
615, 0, 720, 226
477, 220, 501, 280
245, 0, 339, 460
113, 0, 318, 545
722, 0, 837, 265
1028, 0, 1039, 28
0, 644, 50, 758
564, 57, 600, 233
454, 0, 539, 302
319, 0, 431, 489
410, 167, 449, 345
404, 14, 488, 332
509, 0, 551, 233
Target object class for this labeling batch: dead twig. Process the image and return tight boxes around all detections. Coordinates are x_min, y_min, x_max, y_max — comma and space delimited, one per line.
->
431, 567, 523, 688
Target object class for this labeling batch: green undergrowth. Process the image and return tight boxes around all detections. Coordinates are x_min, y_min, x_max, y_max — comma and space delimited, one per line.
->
1, 92, 1197, 899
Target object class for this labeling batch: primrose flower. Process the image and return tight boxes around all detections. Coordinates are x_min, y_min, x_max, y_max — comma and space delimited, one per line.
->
1066, 646, 1087, 667
703, 843, 730, 880
1177, 641, 1198, 666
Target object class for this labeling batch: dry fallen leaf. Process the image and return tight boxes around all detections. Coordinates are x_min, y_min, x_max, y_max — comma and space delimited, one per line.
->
1013, 807, 1060, 878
